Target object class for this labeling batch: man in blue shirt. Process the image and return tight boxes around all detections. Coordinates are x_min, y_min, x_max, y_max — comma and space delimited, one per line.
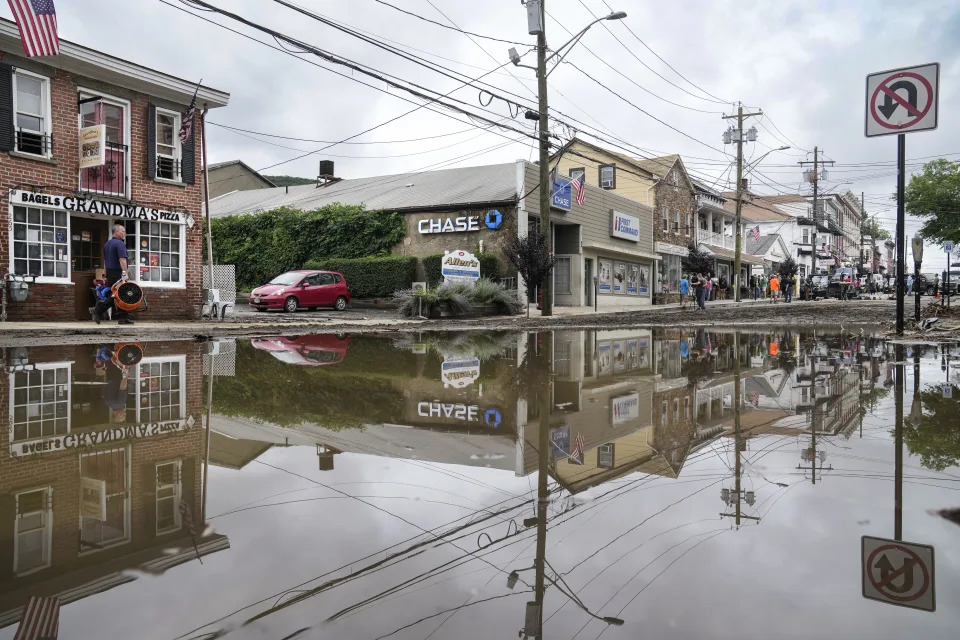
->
679, 274, 690, 309
93, 224, 134, 325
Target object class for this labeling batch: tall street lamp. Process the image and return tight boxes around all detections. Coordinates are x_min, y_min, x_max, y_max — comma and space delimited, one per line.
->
511, 2, 626, 316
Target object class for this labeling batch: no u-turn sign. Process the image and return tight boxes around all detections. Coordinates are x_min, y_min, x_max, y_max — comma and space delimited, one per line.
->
866, 63, 939, 137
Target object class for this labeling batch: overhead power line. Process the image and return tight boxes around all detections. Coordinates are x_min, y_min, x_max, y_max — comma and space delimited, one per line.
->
371, 0, 527, 45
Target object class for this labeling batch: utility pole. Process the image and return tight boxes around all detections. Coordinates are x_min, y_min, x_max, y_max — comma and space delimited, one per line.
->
722, 104, 761, 301
720, 333, 759, 526
535, 0, 552, 317
799, 149, 834, 277
860, 192, 865, 276
533, 331, 551, 638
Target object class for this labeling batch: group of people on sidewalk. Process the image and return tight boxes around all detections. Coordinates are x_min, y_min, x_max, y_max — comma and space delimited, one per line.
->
679, 271, 799, 311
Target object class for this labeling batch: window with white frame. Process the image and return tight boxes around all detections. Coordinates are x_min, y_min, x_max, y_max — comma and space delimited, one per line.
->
661, 207, 669, 232
13, 70, 51, 157
79, 447, 130, 552
672, 171, 679, 186
661, 400, 667, 425
568, 167, 585, 184
14, 487, 52, 575
673, 398, 680, 424
554, 257, 571, 294
11, 205, 69, 280
155, 108, 181, 181
684, 397, 690, 419
801, 228, 811, 244
78, 91, 130, 198
127, 356, 185, 423
673, 210, 680, 232
599, 165, 615, 189
131, 221, 184, 285
155, 460, 182, 534
11, 364, 70, 443
597, 443, 614, 469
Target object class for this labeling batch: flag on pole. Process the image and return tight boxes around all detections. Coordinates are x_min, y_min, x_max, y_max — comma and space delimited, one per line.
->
571, 174, 586, 206
752, 226, 761, 243
7, 0, 59, 57
13, 596, 60, 640
570, 432, 585, 464
179, 80, 202, 144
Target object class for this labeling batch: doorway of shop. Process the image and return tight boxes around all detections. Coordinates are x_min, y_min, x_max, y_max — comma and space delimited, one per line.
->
71, 217, 106, 320
584, 258, 593, 308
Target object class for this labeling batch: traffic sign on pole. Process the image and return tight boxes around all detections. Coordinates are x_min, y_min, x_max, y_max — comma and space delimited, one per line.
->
945, 241, 954, 254
862, 535, 935, 611
865, 63, 939, 137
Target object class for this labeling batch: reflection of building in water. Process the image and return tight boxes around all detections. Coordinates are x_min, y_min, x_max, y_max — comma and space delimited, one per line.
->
0, 342, 227, 631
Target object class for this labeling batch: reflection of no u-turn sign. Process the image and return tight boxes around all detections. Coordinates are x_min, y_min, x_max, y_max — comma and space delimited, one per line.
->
862, 536, 935, 611
865, 63, 939, 137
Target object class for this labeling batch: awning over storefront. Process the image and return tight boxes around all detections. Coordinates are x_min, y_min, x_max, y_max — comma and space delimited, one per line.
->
583, 240, 660, 262
698, 244, 765, 266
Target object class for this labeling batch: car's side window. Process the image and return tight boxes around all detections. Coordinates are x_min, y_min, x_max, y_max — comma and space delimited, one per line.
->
302, 274, 319, 286
333, 274, 342, 284
319, 273, 336, 285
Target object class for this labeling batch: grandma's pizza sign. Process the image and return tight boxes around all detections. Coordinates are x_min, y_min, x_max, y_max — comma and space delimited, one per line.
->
441, 250, 481, 282
10, 190, 186, 225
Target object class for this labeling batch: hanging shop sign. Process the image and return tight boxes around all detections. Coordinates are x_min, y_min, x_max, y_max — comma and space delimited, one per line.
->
440, 356, 481, 388
78, 124, 106, 169
10, 190, 186, 224
441, 250, 481, 282
610, 211, 641, 241
611, 392, 640, 425
80, 477, 108, 520
551, 178, 572, 211
10, 417, 194, 457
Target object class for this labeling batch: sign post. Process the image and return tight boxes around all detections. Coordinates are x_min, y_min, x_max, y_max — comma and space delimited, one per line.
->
865, 63, 940, 335
912, 236, 923, 323
862, 536, 935, 611
945, 241, 953, 309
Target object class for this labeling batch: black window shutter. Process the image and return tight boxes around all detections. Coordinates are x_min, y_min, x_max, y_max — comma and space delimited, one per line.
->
0, 493, 18, 580
181, 111, 195, 185
0, 64, 14, 152
146, 104, 157, 179
181, 458, 196, 524
141, 462, 157, 538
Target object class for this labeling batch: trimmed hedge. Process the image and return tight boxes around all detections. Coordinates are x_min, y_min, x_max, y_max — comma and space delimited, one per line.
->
423, 252, 501, 288
304, 256, 418, 298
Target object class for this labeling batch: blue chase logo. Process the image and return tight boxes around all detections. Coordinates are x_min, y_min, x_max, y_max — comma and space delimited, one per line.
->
485, 209, 503, 229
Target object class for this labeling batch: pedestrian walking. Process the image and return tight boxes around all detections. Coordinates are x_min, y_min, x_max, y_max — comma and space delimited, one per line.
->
704, 276, 712, 308
785, 274, 796, 303
679, 274, 690, 309
93, 224, 134, 325
934, 275, 940, 298
907, 274, 914, 296
718, 274, 728, 301
769, 274, 780, 303
693, 272, 706, 310
710, 274, 719, 301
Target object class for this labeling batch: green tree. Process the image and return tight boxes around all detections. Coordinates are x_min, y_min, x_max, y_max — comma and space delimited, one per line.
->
902, 384, 960, 471
777, 257, 798, 280
681, 244, 714, 276
904, 159, 960, 244
861, 217, 891, 241
264, 175, 315, 187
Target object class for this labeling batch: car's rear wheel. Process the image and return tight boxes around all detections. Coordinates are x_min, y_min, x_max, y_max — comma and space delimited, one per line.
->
283, 296, 299, 313
335, 296, 348, 311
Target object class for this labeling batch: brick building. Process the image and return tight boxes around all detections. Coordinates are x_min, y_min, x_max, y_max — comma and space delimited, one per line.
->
0, 340, 228, 630
0, 19, 229, 321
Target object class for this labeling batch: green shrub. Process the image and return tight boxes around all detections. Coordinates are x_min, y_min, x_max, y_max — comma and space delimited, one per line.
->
212, 204, 406, 290
304, 256, 417, 298
394, 278, 522, 318
422, 252, 500, 288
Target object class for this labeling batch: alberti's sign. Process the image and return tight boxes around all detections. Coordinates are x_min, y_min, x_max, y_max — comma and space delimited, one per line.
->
10, 190, 186, 225
610, 211, 641, 241
440, 357, 481, 388
441, 250, 481, 282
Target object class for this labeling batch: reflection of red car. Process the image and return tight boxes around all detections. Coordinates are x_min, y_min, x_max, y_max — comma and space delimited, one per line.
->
251, 335, 350, 366
249, 270, 351, 313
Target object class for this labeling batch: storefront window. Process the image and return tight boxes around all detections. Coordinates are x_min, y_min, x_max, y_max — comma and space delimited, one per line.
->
79, 447, 130, 551
555, 257, 571, 294
127, 357, 185, 423
11, 365, 70, 443
663, 254, 681, 293
155, 460, 182, 534
12, 206, 68, 279
14, 487, 52, 575
135, 221, 182, 284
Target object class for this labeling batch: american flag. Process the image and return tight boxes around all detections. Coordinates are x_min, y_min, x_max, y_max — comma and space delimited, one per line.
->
7, 0, 59, 57
752, 391, 760, 406
13, 596, 59, 640
751, 225, 761, 243
570, 432, 585, 464
179, 80, 201, 144
571, 174, 586, 205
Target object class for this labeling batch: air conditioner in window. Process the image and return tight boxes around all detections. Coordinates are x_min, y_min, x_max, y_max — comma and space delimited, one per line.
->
600, 177, 613, 189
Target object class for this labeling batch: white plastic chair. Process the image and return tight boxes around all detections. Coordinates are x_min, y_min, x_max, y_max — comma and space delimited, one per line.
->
202, 288, 234, 321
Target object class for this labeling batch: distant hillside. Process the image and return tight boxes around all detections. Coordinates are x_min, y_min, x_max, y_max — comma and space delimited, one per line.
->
265, 175, 314, 187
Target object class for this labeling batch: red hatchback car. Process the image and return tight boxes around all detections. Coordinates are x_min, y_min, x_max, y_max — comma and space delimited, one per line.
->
249, 270, 351, 313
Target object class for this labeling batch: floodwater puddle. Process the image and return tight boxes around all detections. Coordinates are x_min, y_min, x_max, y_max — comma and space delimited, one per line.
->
1, 329, 958, 639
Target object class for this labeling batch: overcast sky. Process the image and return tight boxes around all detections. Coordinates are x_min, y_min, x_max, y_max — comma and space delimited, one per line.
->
5, 0, 959, 269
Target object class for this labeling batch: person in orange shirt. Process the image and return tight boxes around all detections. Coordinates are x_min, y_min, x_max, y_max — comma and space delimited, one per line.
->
769, 274, 780, 303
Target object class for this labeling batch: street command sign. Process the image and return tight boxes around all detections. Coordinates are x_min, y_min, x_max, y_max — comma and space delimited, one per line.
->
866, 63, 939, 137
862, 536, 935, 611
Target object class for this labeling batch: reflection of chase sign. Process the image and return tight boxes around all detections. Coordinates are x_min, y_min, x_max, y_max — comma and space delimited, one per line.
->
611, 392, 640, 425
610, 211, 641, 242
416, 402, 502, 428
441, 250, 481, 282
11, 190, 186, 225
11, 417, 194, 457
441, 357, 481, 388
